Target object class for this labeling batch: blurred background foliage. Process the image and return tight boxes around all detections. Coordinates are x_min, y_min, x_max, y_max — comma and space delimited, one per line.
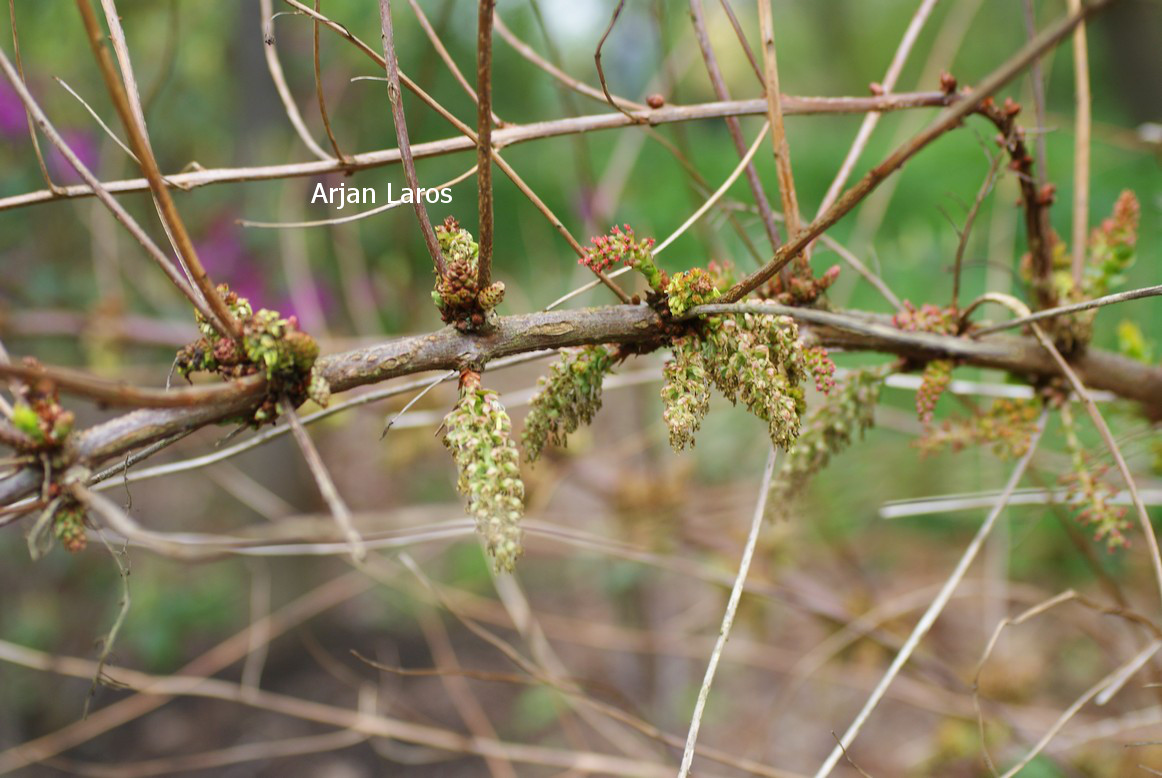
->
0, 0, 1160, 775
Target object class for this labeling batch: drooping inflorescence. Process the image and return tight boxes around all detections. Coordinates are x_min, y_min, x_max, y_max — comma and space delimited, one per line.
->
767, 368, 883, 521
661, 336, 711, 451
1059, 403, 1130, 551
442, 370, 525, 572
892, 301, 958, 422
522, 345, 616, 462
175, 284, 330, 424
432, 216, 506, 331
916, 398, 1042, 460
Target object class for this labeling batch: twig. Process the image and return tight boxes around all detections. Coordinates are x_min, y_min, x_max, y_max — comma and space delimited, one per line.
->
0, 46, 216, 326
688, 0, 783, 250
1021, 0, 1050, 188
654, 122, 770, 255
812, 412, 1047, 778
0, 91, 955, 212
1067, 0, 1091, 287
259, 0, 330, 160
717, 0, 763, 85
678, 447, 778, 778
594, 1, 636, 122
815, 0, 939, 217
240, 165, 477, 229
279, 398, 366, 562
493, 12, 645, 112
0, 638, 681, 778
969, 283, 1162, 335
313, 0, 347, 163
377, 0, 445, 276
721, 0, 1117, 304
0, 573, 375, 774
7, 0, 60, 194
967, 292, 1162, 612
79, 0, 241, 341
476, 0, 496, 291
952, 150, 1005, 310
416, 609, 517, 778
408, 0, 503, 126
756, 0, 803, 244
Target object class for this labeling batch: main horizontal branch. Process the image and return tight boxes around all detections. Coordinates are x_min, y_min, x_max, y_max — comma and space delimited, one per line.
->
2, 302, 1158, 506
0, 92, 952, 211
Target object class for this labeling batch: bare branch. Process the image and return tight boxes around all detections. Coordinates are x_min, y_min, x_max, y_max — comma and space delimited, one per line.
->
0, 91, 954, 212
476, 0, 496, 290
377, 0, 445, 276
722, 0, 1117, 304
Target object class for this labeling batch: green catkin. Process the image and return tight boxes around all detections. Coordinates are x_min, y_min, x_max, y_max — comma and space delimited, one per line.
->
767, 369, 883, 521
661, 337, 711, 450
443, 374, 525, 571
522, 345, 615, 462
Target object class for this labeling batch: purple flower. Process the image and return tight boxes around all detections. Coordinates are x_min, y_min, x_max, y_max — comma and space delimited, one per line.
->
46, 130, 99, 183
0, 79, 29, 137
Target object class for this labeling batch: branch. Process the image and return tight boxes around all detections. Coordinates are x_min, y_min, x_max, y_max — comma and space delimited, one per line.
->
2, 301, 1160, 507
721, 0, 1117, 304
377, 0, 445, 275
476, 0, 496, 290
0, 92, 953, 212
77, 0, 242, 342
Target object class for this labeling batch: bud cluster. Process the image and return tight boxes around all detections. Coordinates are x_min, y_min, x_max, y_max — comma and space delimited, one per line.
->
176, 284, 330, 425
1084, 189, 1139, 298
760, 263, 841, 306
10, 371, 74, 451
443, 371, 525, 571
581, 224, 664, 292
522, 345, 616, 462
767, 369, 883, 521
661, 336, 711, 450
665, 268, 721, 317
431, 216, 506, 330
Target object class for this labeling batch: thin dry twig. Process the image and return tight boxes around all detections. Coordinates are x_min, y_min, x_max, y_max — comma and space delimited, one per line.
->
408, 0, 503, 126
313, 0, 347, 163
678, 447, 779, 778
721, 0, 1117, 304
84, 0, 241, 341
476, 0, 496, 290
7, 0, 60, 194
815, 0, 940, 217
259, 0, 331, 160
0, 573, 373, 775
1067, 0, 1091, 287
279, 397, 366, 563
969, 283, 1162, 336
0, 46, 214, 326
377, 0, 445, 276
654, 122, 770, 255
952, 149, 1006, 310
813, 412, 1047, 778
594, 1, 637, 122
966, 292, 1162, 613
493, 11, 645, 112
756, 0, 803, 243
0, 91, 954, 212
689, 0, 783, 250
